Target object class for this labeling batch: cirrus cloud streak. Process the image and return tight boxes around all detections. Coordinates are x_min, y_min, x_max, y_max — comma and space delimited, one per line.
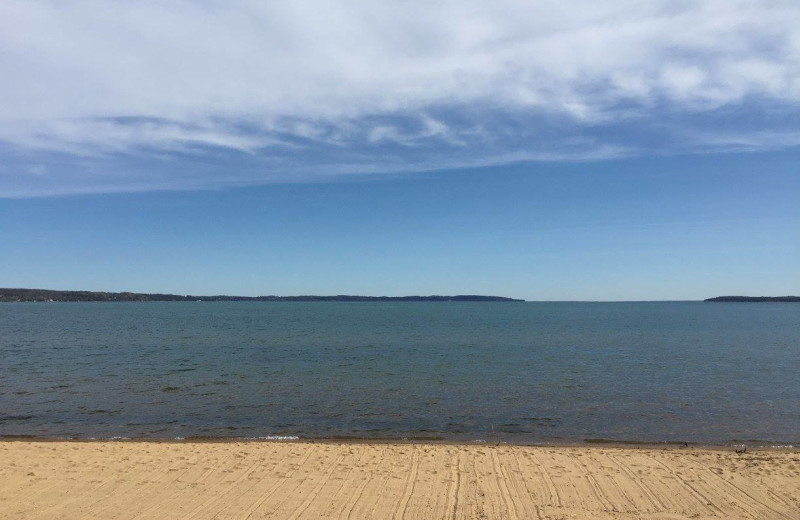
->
1, 0, 799, 195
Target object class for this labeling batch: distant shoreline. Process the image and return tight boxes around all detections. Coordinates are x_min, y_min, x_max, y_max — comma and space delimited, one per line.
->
0, 288, 524, 303
3, 289, 798, 303
704, 296, 800, 302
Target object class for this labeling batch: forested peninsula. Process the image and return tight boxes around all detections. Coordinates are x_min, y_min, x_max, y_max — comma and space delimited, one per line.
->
705, 296, 800, 302
0, 288, 523, 303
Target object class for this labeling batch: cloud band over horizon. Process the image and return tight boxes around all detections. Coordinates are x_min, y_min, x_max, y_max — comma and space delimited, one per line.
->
2, 0, 800, 196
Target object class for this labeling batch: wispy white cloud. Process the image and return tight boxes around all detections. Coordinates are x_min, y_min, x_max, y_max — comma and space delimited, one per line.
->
0, 0, 799, 195
691, 130, 800, 153
0, 118, 284, 155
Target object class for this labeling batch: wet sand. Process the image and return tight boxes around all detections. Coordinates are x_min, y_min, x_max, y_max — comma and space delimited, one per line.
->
2, 441, 798, 519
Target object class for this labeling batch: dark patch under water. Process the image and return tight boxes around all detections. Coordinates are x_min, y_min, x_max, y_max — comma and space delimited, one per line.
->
1, 301, 798, 445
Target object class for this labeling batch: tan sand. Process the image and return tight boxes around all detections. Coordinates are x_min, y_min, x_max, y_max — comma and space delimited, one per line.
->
1, 441, 798, 519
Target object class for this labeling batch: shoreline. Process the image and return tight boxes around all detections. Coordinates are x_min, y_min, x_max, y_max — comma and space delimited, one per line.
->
1, 435, 795, 450
3, 440, 798, 519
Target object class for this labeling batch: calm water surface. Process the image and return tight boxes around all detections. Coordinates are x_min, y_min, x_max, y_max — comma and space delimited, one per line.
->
1, 302, 798, 444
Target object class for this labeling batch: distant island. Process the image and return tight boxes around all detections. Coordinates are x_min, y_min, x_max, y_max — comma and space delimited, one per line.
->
0, 288, 524, 303
705, 296, 800, 302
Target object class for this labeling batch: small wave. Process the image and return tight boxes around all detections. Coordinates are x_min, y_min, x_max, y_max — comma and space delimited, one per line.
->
86, 409, 119, 415
734, 441, 796, 449
0, 415, 35, 422
252, 435, 300, 441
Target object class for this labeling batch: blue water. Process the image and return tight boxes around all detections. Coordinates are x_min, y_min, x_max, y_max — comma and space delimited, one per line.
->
1, 302, 798, 444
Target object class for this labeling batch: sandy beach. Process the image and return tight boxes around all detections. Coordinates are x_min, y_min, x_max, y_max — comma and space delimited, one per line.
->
2, 441, 798, 519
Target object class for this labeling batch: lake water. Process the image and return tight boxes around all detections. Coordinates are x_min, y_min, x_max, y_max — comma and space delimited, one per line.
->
1, 302, 798, 445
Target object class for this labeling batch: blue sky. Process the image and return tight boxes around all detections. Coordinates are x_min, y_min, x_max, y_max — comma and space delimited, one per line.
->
2, 152, 798, 300
1, 1, 799, 299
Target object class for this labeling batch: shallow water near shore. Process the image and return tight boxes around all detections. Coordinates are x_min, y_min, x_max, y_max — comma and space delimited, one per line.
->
1, 301, 798, 444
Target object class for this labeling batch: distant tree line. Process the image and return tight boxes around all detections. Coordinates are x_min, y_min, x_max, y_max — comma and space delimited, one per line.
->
705, 296, 800, 302
0, 288, 524, 303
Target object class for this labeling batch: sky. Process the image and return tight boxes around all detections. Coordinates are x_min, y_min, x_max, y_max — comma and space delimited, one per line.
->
1, 0, 799, 299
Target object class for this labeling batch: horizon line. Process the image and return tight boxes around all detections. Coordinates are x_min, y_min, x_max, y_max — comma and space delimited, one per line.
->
4, 287, 798, 303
